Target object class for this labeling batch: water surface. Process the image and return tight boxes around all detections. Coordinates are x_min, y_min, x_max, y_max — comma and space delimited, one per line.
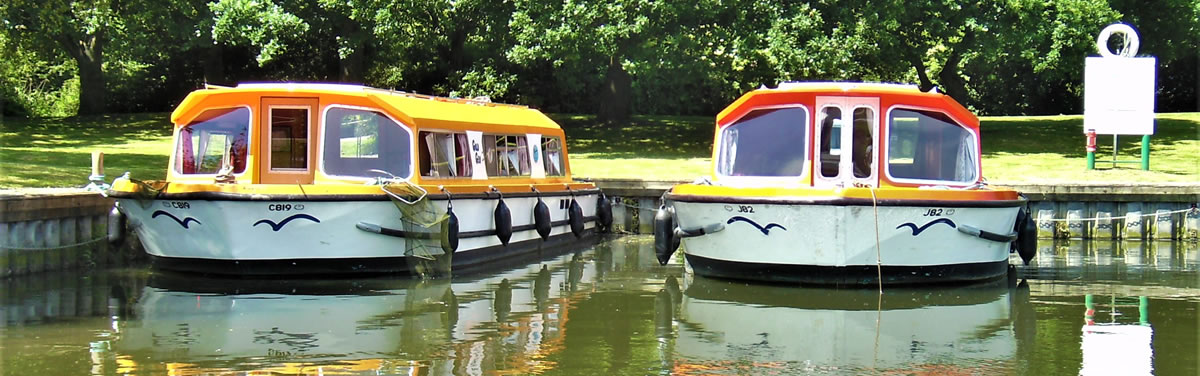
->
1, 237, 1197, 375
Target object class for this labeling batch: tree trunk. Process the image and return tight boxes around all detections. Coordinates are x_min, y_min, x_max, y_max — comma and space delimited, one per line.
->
598, 58, 632, 124
936, 31, 974, 103
59, 34, 106, 115
907, 54, 935, 93
936, 48, 969, 102
203, 43, 226, 85
337, 21, 366, 83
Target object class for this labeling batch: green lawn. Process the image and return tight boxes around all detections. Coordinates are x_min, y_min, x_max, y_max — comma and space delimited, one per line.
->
1, 112, 1196, 188
0, 113, 174, 188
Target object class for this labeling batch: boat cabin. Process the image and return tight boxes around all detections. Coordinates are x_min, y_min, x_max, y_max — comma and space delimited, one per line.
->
713, 82, 981, 189
166, 83, 575, 188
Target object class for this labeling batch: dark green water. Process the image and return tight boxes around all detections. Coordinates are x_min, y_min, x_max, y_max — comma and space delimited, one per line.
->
2, 237, 1197, 375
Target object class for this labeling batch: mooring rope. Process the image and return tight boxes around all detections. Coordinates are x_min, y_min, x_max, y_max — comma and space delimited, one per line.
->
869, 187, 883, 294
1034, 207, 1198, 222
870, 187, 884, 371
0, 234, 109, 251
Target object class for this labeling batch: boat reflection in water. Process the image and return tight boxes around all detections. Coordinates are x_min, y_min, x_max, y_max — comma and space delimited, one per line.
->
663, 268, 1035, 374
113, 244, 602, 375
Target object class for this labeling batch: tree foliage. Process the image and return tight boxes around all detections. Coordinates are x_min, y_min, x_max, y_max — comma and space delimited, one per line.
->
2, 0, 1197, 118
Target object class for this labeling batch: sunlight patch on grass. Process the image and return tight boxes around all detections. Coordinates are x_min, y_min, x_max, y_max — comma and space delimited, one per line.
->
570, 155, 710, 181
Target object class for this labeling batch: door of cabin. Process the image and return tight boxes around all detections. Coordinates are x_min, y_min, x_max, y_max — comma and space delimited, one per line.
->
259, 97, 319, 184
814, 96, 879, 188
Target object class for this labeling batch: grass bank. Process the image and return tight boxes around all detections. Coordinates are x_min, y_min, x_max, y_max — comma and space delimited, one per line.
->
1, 113, 173, 188
1, 112, 1196, 188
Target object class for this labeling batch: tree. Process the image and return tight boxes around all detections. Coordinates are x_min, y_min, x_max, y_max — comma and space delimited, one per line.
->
509, 0, 673, 123
372, 0, 517, 97
0, 0, 128, 115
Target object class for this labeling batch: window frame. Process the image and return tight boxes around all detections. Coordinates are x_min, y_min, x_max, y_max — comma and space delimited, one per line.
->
713, 104, 811, 183
266, 105, 313, 172
172, 105, 253, 177
317, 104, 415, 181
483, 133, 533, 178
540, 135, 566, 177
417, 129, 474, 180
883, 105, 981, 187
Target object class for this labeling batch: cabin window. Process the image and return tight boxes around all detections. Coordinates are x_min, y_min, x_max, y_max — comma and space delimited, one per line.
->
322, 107, 412, 178
542, 136, 565, 176
270, 107, 309, 170
851, 107, 875, 179
174, 107, 250, 175
484, 134, 530, 177
887, 109, 978, 183
817, 106, 843, 178
716, 107, 808, 177
418, 131, 472, 178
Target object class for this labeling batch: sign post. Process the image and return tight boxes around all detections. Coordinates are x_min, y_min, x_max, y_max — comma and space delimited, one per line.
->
1083, 23, 1155, 170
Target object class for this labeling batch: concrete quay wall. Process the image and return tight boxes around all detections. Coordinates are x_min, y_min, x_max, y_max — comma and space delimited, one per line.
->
587, 179, 1200, 240
0, 189, 140, 278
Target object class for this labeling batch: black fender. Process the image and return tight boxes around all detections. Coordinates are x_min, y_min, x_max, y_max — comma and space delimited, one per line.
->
441, 206, 460, 253
1015, 208, 1037, 265
596, 194, 614, 232
494, 198, 512, 246
534, 198, 552, 240
653, 205, 679, 265
568, 199, 585, 238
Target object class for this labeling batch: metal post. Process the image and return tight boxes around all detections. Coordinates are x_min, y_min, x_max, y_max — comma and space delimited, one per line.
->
1112, 135, 1118, 165
1085, 130, 1097, 170
1138, 296, 1149, 325
1140, 135, 1150, 170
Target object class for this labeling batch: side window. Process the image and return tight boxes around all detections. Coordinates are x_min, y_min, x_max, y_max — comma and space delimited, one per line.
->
418, 131, 472, 178
887, 109, 978, 183
716, 107, 808, 177
484, 134, 530, 177
323, 107, 412, 178
542, 136, 565, 176
175, 107, 250, 175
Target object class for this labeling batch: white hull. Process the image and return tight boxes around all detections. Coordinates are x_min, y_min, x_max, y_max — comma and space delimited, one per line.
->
115, 193, 599, 274
670, 198, 1020, 283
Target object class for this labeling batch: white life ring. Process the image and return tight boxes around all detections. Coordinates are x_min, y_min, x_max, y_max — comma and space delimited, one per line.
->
1096, 23, 1139, 57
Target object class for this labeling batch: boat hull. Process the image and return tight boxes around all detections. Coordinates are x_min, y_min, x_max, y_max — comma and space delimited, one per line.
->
114, 192, 600, 275
668, 194, 1022, 285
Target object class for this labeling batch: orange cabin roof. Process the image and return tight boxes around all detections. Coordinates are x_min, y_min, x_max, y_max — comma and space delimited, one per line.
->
170, 83, 563, 133
715, 82, 978, 129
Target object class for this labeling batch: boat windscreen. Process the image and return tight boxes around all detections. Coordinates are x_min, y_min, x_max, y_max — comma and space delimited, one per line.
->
717, 107, 809, 177
322, 107, 412, 179
175, 107, 250, 175
886, 109, 978, 184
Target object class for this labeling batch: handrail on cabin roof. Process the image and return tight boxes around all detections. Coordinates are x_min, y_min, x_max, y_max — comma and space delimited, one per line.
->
210, 82, 529, 109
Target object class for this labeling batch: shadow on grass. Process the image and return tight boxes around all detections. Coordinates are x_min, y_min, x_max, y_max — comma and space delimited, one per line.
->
1, 113, 172, 148
552, 114, 714, 159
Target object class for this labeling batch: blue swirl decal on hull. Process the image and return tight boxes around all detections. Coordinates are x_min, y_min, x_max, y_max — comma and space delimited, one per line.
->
726, 216, 786, 235
151, 210, 201, 229
254, 214, 321, 231
896, 218, 957, 236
